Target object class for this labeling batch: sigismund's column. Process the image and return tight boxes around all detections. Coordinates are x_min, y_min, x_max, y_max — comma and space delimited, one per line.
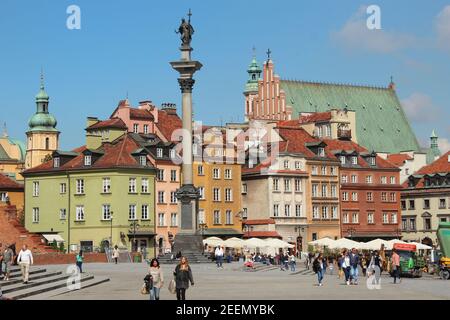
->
170, 11, 203, 252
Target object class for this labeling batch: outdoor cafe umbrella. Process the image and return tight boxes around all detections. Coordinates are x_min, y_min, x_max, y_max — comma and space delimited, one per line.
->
308, 237, 336, 247
265, 238, 295, 249
405, 242, 432, 250
223, 237, 245, 248
360, 238, 390, 251
244, 238, 269, 248
328, 238, 362, 250
203, 237, 224, 247
386, 239, 408, 250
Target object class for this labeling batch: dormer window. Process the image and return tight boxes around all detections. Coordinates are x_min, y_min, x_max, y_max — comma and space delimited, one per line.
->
351, 156, 358, 165
318, 147, 325, 157
157, 148, 163, 158
53, 157, 60, 168
170, 149, 176, 159
139, 155, 147, 166
133, 124, 139, 133
84, 155, 92, 166
340, 156, 346, 165
284, 160, 290, 169
369, 157, 376, 166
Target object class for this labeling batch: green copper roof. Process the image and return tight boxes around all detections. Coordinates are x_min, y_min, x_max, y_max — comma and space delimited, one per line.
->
280, 80, 421, 153
245, 56, 262, 93
0, 144, 11, 161
431, 129, 438, 138
7, 138, 26, 161
28, 73, 58, 133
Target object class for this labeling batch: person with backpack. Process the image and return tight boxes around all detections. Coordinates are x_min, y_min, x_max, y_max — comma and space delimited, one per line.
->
313, 253, 327, 286
76, 250, 84, 273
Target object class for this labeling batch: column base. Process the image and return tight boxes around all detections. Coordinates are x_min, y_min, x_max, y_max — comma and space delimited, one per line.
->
172, 233, 204, 254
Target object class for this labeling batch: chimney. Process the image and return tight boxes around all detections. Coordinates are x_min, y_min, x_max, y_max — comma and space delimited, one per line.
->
86, 117, 99, 128
161, 103, 178, 115
86, 117, 102, 150
138, 100, 154, 111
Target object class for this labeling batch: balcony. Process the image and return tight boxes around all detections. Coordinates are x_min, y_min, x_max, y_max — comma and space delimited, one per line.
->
338, 129, 352, 140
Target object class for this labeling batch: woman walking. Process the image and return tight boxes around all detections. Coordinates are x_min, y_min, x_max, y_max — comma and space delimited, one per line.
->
112, 246, 120, 264
313, 253, 327, 286
341, 250, 351, 285
76, 250, 84, 273
173, 256, 194, 300
148, 258, 164, 300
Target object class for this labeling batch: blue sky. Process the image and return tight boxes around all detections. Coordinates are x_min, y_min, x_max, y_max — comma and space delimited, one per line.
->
0, 0, 449, 151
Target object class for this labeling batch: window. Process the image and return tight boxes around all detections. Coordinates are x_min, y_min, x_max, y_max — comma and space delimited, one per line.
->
410, 218, 416, 231
76, 179, 84, 194
273, 178, 279, 191
284, 179, 291, 192
331, 185, 337, 197
102, 204, 111, 220
381, 176, 387, 184
312, 166, 318, 175
139, 156, 147, 166
213, 211, 221, 224
60, 208, 67, 220
351, 156, 357, 165
366, 175, 373, 184
170, 170, 177, 182
340, 156, 346, 165
129, 205, 137, 220
389, 193, 396, 202
325, 124, 331, 137
402, 218, 408, 231
424, 218, 431, 231
53, 157, 60, 168
313, 206, 320, 219
321, 166, 327, 175
312, 184, 319, 197
352, 212, 359, 224
76, 206, 85, 221
198, 187, 205, 200
283, 160, 290, 169
342, 212, 349, 224
341, 175, 348, 183
391, 213, 397, 224
102, 178, 111, 193
295, 179, 302, 192
295, 204, 303, 217
33, 182, 39, 197
351, 175, 358, 183
330, 166, 336, 176
142, 205, 149, 220
170, 192, 177, 204
60, 183, 67, 194
45, 138, 50, 150
225, 189, 232, 202
158, 191, 165, 203
170, 149, 176, 159
409, 200, 415, 210
342, 192, 349, 201
317, 126, 323, 138
381, 192, 387, 202
141, 178, 149, 193
368, 212, 374, 224
439, 199, 446, 209
198, 165, 204, 176
158, 213, 165, 226
322, 206, 329, 219
84, 155, 92, 166
133, 124, 139, 133
168, 213, 177, 226
331, 206, 338, 219
226, 211, 233, 225
32, 208, 39, 223
367, 192, 373, 202
213, 188, 220, 201
401, 200, 407, 210
295, 161, 302, 170
224, 169, 232, 179
390, 176, 396, 184
382, 213, 389, 224
143, 124, 149, 134
242, 183, 248, 194
322, 184, 328, 197
157, 169, 164, 181
284, 204, 291, 217
213, 168, 220, 179
129, 178, 137, 193
318, 147, 325, 157
369, 157, 376, 166
273, 204, 279, 217
405, 168, 409, 175
243, 208, 248, 219
424, 199, 430, 209
198, 210, 205, 224
351, 192, 358, 201
156, 148, 163, 158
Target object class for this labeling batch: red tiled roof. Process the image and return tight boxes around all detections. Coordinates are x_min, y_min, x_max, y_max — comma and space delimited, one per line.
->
156, 109, 182, 142
386, 153, 413, 167
23, 134, 151, 174
277, 127, 325, 157
0, 174, 23, 190
87, 118, 127, 130
243, 231, 282, 239
298, 112, 332, 124
130, 108, 154, 120
417, 151, 450, 175
243, 219, 276, 225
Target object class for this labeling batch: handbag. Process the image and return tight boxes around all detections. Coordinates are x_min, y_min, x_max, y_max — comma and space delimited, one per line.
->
168, 279, 176, 294
141, 283, 149, 295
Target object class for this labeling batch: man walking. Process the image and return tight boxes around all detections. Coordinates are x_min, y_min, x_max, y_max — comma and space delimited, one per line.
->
2, 244, 14, 281
17, 245, 33, 284
391, 249, 401, 284
215, 245, 224, 269
349, 248, 360, 285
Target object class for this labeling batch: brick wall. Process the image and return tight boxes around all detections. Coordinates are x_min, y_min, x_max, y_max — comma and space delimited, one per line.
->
33, 253, 107, 265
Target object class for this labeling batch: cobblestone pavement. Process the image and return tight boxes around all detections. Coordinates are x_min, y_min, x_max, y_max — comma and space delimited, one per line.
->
40, 262, 450, 300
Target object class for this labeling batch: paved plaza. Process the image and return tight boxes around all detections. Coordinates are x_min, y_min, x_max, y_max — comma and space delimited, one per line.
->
34, 262, 450, 300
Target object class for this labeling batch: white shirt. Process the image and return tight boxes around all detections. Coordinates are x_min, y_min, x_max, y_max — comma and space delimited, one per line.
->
17, 249, 33, 264
215, 248, 224, 257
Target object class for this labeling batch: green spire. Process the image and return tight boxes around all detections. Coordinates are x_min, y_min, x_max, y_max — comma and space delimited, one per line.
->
427, 129, 441, 163
244, 49, 262, 94
28, 71, 57, 132
35, 69, 49, 103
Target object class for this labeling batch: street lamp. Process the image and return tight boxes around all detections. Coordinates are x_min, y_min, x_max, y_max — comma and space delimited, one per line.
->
110, 211, 114, 249
129, 220, 140, 252
295, 226, 305, 257
347, 227, 356, 240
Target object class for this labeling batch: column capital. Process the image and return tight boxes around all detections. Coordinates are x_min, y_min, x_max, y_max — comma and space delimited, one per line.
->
178, 78, 196, 93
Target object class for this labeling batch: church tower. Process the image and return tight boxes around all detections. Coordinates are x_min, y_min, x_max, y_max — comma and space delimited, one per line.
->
25, 73, 59, 169
244, 52, 262, 121
428, 129, 441, 163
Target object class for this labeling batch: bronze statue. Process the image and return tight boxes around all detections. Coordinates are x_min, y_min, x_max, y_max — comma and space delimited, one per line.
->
176, 10, 194, 47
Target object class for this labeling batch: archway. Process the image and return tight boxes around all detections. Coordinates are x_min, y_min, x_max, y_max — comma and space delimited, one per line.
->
422, 237, 433, 247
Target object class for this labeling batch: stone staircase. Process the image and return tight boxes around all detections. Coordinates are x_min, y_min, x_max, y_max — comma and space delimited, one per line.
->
158, 251, 211, 264
0, 266, 109, 300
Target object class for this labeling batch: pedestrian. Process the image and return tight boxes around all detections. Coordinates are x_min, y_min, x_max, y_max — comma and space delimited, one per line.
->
17, 245, 33, 284
368, 250, 383, 285
289, 253, 296, 272
360, 255, 368, 277
112, 245, 120, 264
76, 250, 84, 273
2, 244, 14, 281
173, 256, 194, 301
283, 253, 289, 270
337, 253, 343, 279
349, 248, 360, 285
215, 245, 224, 269
313, 253, 327, 286
391, 249, 401, 284
328, 255, 334, 275
148, 258, 164, 300
341, 250, 351, 285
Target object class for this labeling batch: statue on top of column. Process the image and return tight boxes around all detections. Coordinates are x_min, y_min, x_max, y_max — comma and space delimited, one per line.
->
176, 9, 194, 48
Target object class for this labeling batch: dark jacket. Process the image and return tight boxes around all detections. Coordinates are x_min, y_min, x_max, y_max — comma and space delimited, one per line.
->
174, 264, 194, 289
349, 253, 360, 267
313, 258, 327, 273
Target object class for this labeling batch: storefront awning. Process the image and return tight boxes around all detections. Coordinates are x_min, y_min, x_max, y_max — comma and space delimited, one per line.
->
127, 231, 157, 237
43, 234, 65, 243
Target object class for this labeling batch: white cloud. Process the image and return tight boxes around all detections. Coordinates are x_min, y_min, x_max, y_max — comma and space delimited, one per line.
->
401, 93, 439, 122
438, 137, 450, 153
435, 5, 450, 51
331, 6, 417, 54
